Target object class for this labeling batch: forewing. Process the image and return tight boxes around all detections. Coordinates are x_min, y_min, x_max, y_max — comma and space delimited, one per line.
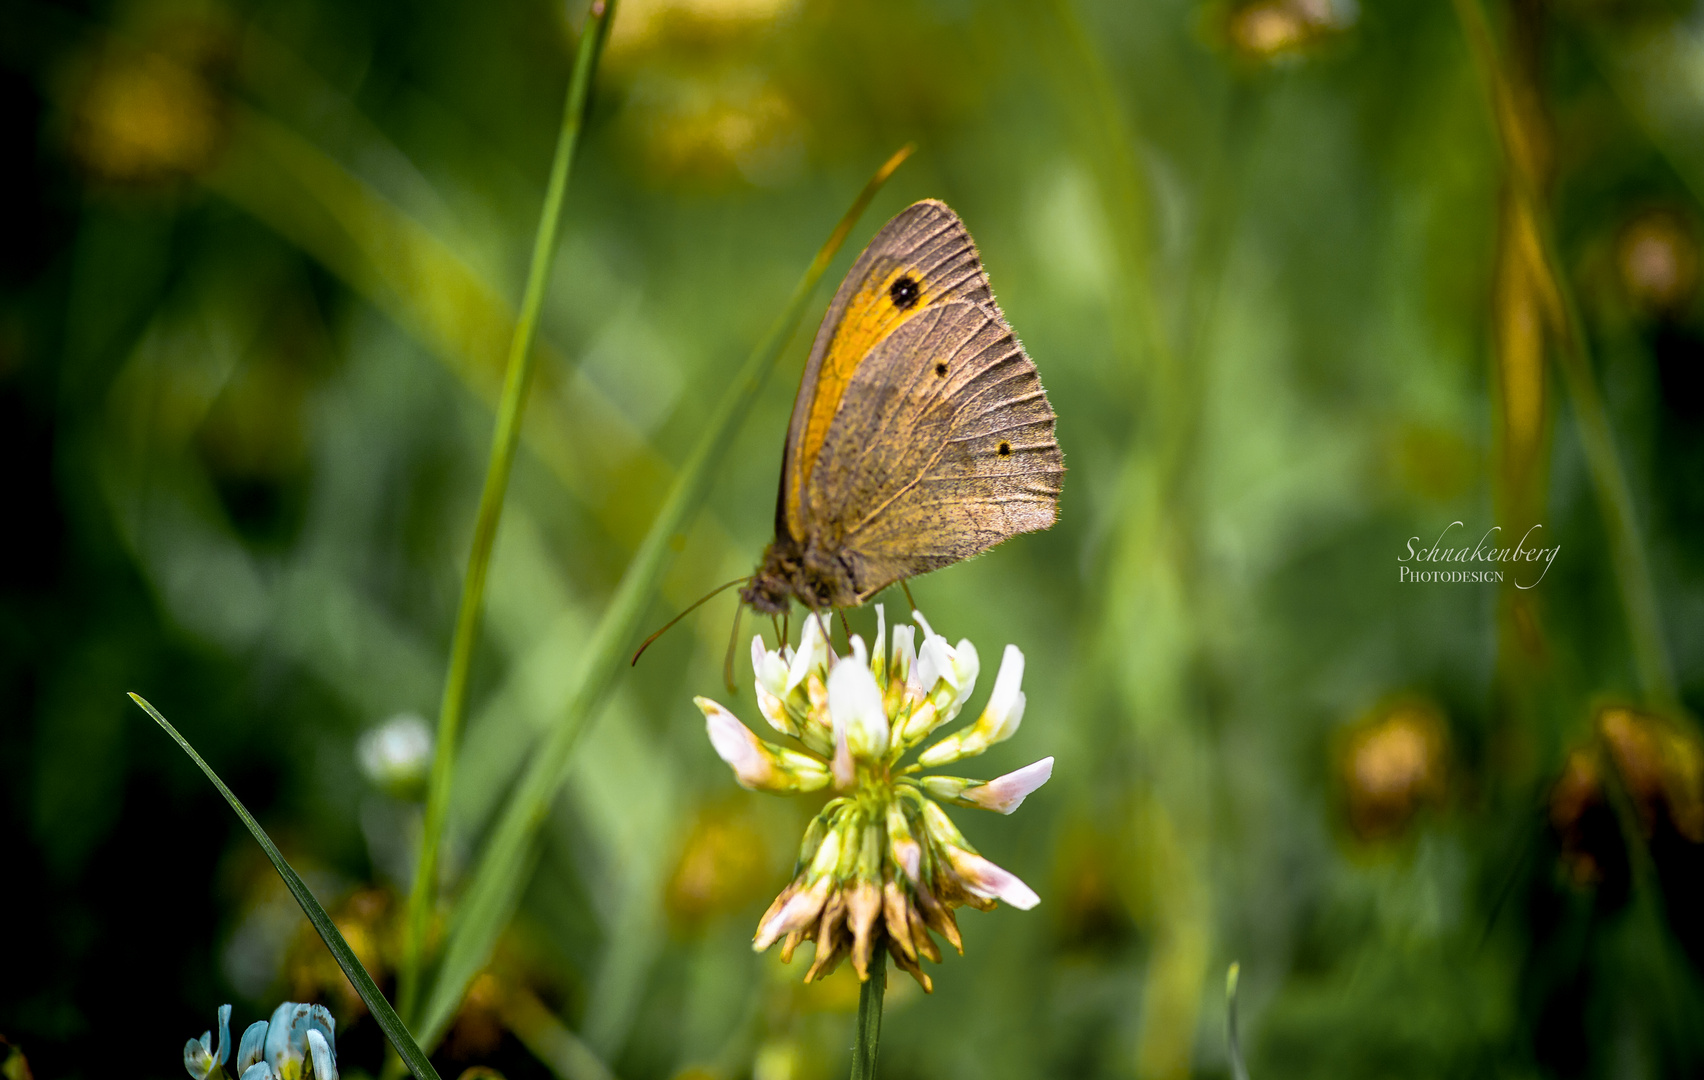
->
778, 200, 995, 542
801, 300, 1063, 600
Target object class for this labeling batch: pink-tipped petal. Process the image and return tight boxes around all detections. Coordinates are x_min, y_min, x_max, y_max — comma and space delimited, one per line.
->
698, 698, 773, 789
966, 757, 1054, 814
947, 847, 1041, 910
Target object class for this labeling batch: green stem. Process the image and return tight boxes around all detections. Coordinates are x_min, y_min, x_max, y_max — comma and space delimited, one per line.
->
407, 145, 914, 1053
397, 0, 619, 1030
850, 950, 886, 1080
1452, 0, 1677, 709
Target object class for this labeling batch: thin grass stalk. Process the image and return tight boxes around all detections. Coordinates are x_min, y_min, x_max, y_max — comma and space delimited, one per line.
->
1452, 0, 1677, 709
850, 950, 886, 1080
1226, 962, 1249, 1080
410, 145, 914, 1051
130, 694, 444, 1080
397, 0, 619, 1029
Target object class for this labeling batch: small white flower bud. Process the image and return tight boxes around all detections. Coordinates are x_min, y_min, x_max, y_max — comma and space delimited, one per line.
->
753, 636, 792, 694
785, 614, 831, 695
917, 645, 1026, 767
872, 605, 888, 684
889, 624, 917, 688
828, 651, 889, 761
896, 700, 938, 747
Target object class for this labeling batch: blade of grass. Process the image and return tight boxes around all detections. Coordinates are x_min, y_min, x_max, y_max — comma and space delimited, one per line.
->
129, 693, 443, 1080
1226, 962, 1249, 1080
412, 143, 914, 1051
399, 0, 620, 1028
1453, 0, 1677, 709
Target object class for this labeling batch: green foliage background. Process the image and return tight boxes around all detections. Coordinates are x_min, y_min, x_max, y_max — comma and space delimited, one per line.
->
4, 0, 1704, 1076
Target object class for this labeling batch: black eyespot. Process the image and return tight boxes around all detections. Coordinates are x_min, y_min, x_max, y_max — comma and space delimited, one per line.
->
997, 441, 1012, 456
934, 362, 948, 377
889, 275, 920, 310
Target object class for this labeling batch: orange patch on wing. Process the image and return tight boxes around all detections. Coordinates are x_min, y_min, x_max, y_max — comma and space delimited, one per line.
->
787, 265, 935, 539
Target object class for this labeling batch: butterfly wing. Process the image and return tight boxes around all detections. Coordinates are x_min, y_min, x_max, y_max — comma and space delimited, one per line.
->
800, 299, 1063, 602
778, 200, 996, 544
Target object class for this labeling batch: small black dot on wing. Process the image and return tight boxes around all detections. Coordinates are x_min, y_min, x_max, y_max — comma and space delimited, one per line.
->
997, 441, 1012, 456
890, 275, 921, 310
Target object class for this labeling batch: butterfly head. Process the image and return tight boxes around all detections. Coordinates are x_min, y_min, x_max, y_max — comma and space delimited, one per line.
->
743, 537, 859, 614
742, 540, 802, 615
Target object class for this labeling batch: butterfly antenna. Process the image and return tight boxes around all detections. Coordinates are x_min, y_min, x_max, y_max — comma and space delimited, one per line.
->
781, 610, 790, 647
631, 576, 752, 667
900, 580, 918, 615
723, 601, 745, 695
838, 609, 853, 651
770, 614, 783, 647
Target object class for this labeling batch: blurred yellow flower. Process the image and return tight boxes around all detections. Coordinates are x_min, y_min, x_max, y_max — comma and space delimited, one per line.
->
71, 38, 227, 183
665, 802, 772, 926
1340, 700, 1448, 841
1224, 0, 1352, 61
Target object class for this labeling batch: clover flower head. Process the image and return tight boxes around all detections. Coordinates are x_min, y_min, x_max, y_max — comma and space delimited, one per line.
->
694, 607, 1052, 992
357, 713, 434, 796
187, 1003, 337, 1080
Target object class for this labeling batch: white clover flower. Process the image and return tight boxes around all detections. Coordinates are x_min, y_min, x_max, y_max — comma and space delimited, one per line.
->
356, 713, 433, 797
694, 607, 1051, 992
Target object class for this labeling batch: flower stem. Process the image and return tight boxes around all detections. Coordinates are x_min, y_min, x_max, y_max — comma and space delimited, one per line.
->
851, 950, 887, 1080
397, 0, 618, 1031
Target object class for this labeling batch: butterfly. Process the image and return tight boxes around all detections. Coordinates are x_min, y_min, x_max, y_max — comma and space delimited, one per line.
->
740, 199, 1064, 615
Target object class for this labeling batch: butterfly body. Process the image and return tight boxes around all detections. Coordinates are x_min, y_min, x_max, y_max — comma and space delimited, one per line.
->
741, 200, 1063, 615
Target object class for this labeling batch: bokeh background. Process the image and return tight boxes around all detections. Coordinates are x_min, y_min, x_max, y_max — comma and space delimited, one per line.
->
5, 0, 1704, 1076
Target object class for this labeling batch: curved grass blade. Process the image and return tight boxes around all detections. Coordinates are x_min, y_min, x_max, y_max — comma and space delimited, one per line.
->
411, 143, 915, 1051
401, 0, 621, 1029
129, 693, 443, 1080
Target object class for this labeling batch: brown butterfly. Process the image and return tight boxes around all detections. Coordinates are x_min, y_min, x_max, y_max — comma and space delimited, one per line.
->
741, 199, 1064, 615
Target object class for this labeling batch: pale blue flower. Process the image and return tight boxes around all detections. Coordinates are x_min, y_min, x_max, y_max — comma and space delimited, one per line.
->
264, 1002, 338, 1080
235, 1022, 269, 1074
183, 1004, 231, 1080
189, 1003, 336, 1080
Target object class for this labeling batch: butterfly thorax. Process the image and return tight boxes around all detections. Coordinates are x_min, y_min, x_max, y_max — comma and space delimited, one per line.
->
742, 535, 858, 615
